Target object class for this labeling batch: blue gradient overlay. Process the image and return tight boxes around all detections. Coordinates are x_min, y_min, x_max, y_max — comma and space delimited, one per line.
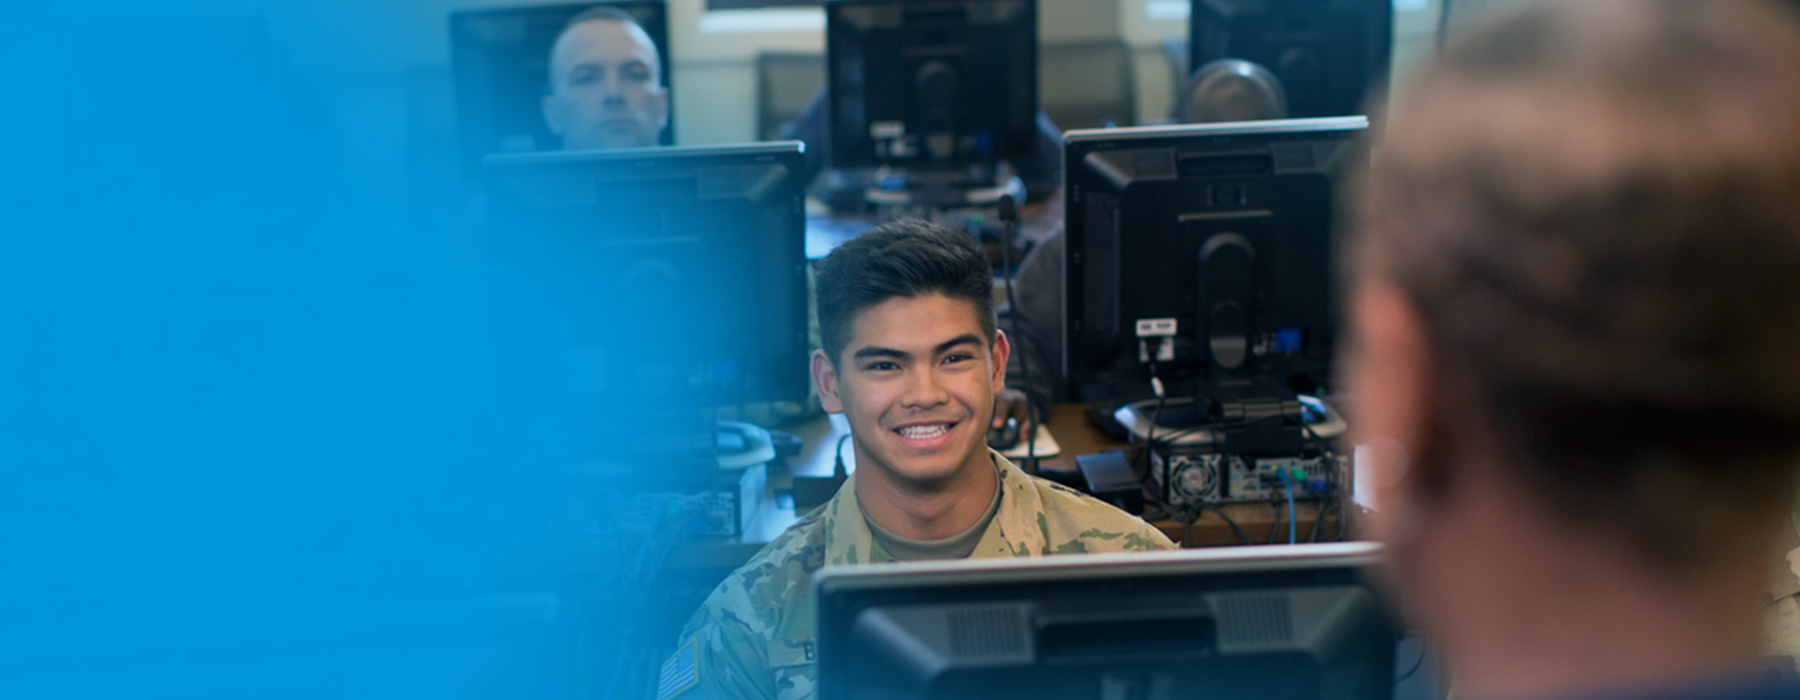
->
0, 2, 657, 697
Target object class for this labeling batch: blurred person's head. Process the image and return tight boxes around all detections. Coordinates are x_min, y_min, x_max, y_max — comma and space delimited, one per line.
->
1177, 58, 1288, 123
811, 220, 1008, 494
541, 6, 668, 150
1346, 0, 1800, 694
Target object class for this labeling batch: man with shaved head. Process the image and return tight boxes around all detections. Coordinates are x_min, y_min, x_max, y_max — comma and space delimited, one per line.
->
541, 6, 668, 150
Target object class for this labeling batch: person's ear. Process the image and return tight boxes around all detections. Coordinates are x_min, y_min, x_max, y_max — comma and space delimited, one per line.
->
812, 349, 843, 414
542, 93, 565, 139
1345, 281, 1440, 538
990, 329, 1012, 394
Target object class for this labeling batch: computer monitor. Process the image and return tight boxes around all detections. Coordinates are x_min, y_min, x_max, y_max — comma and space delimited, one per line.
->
816, 542, 1398, 700
483, 142, 809, 433
1189, 0, 1393, 120
826, 0, 1039, 170
1062, 118, 1368, 407
451, 1, 673, 177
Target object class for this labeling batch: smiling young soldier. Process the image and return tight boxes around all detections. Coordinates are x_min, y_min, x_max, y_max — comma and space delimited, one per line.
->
659, 219, 1173, 700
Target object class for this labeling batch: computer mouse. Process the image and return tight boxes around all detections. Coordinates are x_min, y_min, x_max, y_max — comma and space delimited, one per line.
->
987, 416, 1021, 450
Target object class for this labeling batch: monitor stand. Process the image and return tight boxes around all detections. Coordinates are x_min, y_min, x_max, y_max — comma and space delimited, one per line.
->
864, 163, 1024, 210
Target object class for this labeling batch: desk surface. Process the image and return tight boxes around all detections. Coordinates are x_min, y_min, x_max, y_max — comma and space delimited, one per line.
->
670, 404, 1342, 569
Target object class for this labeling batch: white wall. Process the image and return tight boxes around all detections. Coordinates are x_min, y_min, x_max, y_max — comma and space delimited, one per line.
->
666, 1, 820, 144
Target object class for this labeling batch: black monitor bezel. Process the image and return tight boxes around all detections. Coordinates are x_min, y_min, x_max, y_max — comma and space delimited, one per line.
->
816, 543, 1394, 700
1186, 0, 1394, 120
1060, 117, 1369, 404
824, 0, 1041, 170
481, 141, 811, 407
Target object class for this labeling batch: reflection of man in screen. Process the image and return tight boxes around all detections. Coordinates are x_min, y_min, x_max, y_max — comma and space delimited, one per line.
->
541, 6, 667, 150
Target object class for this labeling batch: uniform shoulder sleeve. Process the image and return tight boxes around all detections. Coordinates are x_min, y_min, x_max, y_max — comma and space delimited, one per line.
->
661, 513, 829, 700
663, 578, 778, 700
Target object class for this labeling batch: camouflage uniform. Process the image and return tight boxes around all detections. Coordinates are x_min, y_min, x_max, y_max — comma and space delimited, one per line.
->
657, 449, 1175, 700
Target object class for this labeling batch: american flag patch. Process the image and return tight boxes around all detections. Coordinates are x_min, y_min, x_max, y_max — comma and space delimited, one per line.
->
656, 639, 700, 700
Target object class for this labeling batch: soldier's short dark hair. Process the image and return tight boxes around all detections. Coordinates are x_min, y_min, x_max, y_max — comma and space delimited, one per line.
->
1353, 0, 1800, 568
815, 219, 996, 366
